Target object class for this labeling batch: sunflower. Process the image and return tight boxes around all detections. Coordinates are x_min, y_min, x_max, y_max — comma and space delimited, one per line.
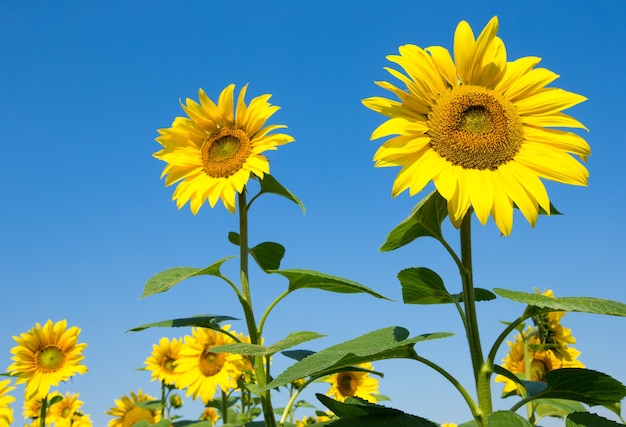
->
105, 389, 160, 427
70, 414, 93, 427
200, 407, 219, 424
23, 392, 61, 422
0, 379, 15, 427
363, 16, 590, 236
7, 320, 88, 400
154, 83, 294, 214
295, 413, 333, 427
46, 392, 84, 427
145, 336, 182, 386
533, 289, 577, 359
175, 326, 244, 403
324, 362, 380, 402
494, 329, 584, 395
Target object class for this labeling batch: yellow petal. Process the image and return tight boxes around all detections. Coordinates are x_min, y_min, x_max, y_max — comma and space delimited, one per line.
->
515, 88, 587, 116
454, 20, 476, 85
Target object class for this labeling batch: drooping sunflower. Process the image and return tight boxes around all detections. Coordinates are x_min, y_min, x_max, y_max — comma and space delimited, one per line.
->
363, 16, 590, 236
46, 392, 84, 427
494, 329, 584, 395
105, 389, 160, 427
154, 83, 294, 214
145, 336, 182, 386
7, 320, 88, 400
324, 362, 380, 403
175, 326, 244, 403
0, 379, 15, 427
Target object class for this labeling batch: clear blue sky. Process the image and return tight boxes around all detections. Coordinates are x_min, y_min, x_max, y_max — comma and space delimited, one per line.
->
1, 1, 625, 426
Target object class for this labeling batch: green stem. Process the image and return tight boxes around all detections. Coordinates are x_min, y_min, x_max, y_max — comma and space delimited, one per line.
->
39, 395, 47, 427
279, 378, 315, 427
459, 212, 492, 423
237, 191, 276, 427
221, 390, 229, 425
486, 315, 527, 368
161, 382, 166, 418
258, 289, 290, 336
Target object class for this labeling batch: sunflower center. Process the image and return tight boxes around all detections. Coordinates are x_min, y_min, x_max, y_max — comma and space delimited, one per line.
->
122, 406, 154, 427
162, 356, 176, 373
61, 407, 72, 418
201, 128, 252, 178
427, 85, 523, 170
199, 350, 225, 377
337, 373, 357, 397
36, 346, 66, 372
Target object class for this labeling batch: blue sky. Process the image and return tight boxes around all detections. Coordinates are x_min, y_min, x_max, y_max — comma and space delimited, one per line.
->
1, 1, 625, 426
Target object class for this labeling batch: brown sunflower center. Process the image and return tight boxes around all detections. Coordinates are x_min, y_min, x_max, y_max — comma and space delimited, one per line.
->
427, 85, 523, 170
36, 346, 66, 372
199, 350, 225, 377
201, 127, 252, 178
122, 406, 154, 427
337, 373, 357, 397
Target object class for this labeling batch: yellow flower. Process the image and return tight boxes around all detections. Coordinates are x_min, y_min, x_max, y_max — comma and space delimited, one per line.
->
200, 407, 220, 424
145, 337, 183, 386
154, 84, 294, 214
175, 326, 244, 403
495, 329, 584, 395
533, 289, 577, 359
105, 389, 160, 427
295, 412, 335, 426
325, 362, 380, 402
23, 392, 61, 421
70, 414, 93, 427
0, 379, 15, 427
46, 392, 84, 427
363, 16, 590, 236
7, 320, 88, 400
441, 424, 458, 427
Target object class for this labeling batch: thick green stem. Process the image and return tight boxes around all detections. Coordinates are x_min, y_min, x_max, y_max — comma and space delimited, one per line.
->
39, 395, 47, 427
459, 213, 492, 422
237, 191, 276, 427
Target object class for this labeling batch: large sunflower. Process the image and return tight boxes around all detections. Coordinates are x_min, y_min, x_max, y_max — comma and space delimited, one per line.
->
145, 336, 182, 386
154, 83, 294, 214
105, 389, 160, 427
324, 362, 380, 403
363, 16, 590, 235
0, 379, 15, 427
7, 320, 88, 400
175, 326, 244, 403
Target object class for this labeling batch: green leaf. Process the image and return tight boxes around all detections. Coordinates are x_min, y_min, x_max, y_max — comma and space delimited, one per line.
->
282, 349, 315, 361
454, 289, 497, 303
566, 412, 624, 427
127, 315, 238, 332
400, 268, 495, 304
316, 395, 439, 426
173, 421, 217, 427
210, 331, 325, 357
493, 365, 547, 397
251, 241, 286, 272
265, 327, 452, 389
494, 288, 626, 316
256, 173, 305, 213
228, 231, 240, 245
271, 269, 390, 300
141, 257, 234, 298
134, 421, 173, 427
487, 411, 533, 427
534, 399, 587, 420
380, 191, 448, 252
531, 368, 626, 406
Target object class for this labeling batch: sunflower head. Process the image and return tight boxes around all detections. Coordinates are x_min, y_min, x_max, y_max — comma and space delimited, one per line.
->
105, 389, 160, 427
324, 362, 380, 403
0, 379, 16, 427
7, 320, 87, 400
364, 16, 590, 235
145, 336, 182, 386
154, 84, 294, 214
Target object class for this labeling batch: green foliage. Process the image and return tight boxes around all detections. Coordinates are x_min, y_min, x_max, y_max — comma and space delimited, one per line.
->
210, 331, 326, 357
534, 399, 587, 421
127, 315, 237, 332
254, 173, 306, 213
172, 421, 216, 427
134, 421, 173, 427
566, 412, 624, 426
251, 241, 286, 272
399, 267, 496, 304
271, 269, 390, 299
486, 411, 533, 426
266, 327, 452, 389
141, 257, 235, 298
535, 368, 626, 406
380, 191, 448, 252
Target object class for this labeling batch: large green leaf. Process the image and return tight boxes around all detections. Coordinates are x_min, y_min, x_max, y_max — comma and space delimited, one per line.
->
271, 269, 389, 300
210, 331, 325, 357
265, 327, 452, 389
141, 257, 234, 298
566, 412, 624, 427
534, 399, 587, 421
487, 411, 533, 427
251, 241, 286, 272
255, 173, 305, 213
399, 267, 495, 304
531, 368, 626, 406
494, 289, 626, 316
380, 191, 448, 252
127, 315, 237, 332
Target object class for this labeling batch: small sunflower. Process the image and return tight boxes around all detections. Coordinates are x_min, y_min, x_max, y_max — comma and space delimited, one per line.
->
70, 414, 93, 427
295, 413, 333, 427
175, 326, 244, 403
200, 407, 220, 424
105, 389, 160, 427
46, 392, 84, 427
145, 336, 182, 386
324, 362, 380, 403
0, 379, 15, 427
23, 392, 61, 421
154, 83, 294, 214
7, 320, 88, 400
363, 16, 590, 236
